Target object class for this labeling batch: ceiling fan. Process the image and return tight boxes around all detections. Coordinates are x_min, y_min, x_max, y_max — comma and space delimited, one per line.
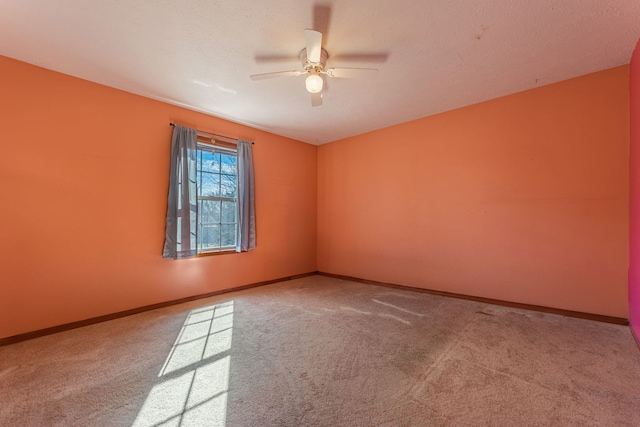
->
250, 28, 379, 107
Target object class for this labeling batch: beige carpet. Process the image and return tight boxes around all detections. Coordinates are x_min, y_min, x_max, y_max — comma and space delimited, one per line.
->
1, 275, 639, 426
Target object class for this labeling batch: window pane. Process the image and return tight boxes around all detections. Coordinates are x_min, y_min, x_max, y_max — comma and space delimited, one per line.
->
201, 173, 220, 197
221, 155, 236, 174
199, 199, 221, 223
220, 224, 236, 247
196, 147, 239, 252
221, 201, 236, 223
221, 175, 237, 197
200, 224, 220, 249
201, 151, 220, 173
213, 152, 221, 173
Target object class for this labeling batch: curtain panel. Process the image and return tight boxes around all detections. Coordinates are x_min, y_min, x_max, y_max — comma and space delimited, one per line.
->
162, 125, 198, 259
236, 140, 256, 252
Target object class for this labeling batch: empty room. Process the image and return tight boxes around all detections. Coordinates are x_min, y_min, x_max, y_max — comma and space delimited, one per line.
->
1, 1, 640, 426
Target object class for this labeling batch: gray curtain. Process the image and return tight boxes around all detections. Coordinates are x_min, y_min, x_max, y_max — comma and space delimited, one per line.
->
236, 140, 256, 252
163, 125, 198, 259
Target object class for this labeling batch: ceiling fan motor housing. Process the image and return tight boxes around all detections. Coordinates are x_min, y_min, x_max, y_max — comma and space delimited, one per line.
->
300, 48, 328, 73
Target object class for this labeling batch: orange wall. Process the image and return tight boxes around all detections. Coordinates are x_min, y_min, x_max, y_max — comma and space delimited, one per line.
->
0, 55, 317, 339
318, 66, 630, 318
630, 39, 640, 339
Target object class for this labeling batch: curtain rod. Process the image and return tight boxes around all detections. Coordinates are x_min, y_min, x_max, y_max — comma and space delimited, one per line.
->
169, 123, 254, 144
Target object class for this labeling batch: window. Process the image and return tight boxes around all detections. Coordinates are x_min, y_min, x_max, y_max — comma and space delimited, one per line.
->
163, 124, 254, 260
196, 143, 237, 253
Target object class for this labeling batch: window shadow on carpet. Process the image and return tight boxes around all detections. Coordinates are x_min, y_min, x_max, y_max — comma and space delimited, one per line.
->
133, 301, 234, 427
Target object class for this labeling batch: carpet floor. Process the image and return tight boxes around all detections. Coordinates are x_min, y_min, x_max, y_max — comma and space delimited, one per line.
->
1, 275, 639, 426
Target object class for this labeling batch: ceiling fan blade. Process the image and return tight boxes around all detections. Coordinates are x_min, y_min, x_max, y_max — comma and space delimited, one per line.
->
304, 29, 323, 63
250, 70, 303, 80
311, 92, 323, 107
325, 67, 378, 78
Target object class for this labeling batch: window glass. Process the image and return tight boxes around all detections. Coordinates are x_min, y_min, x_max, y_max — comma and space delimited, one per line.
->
196, 146, 237, 252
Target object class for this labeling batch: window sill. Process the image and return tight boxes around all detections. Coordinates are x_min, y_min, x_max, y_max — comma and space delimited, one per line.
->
197, 249, 236, 257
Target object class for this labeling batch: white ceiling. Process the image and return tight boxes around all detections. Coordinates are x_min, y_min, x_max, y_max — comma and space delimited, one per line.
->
1, 1, 639, 145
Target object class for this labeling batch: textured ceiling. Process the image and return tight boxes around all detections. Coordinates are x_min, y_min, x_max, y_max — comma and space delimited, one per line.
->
1, 0, 639, 145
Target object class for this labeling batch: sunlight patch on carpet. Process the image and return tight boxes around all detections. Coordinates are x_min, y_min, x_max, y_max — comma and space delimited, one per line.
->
133, 301, 234, 427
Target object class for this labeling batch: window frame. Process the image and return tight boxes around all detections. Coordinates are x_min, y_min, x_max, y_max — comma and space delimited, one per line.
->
195, 141, 238, 255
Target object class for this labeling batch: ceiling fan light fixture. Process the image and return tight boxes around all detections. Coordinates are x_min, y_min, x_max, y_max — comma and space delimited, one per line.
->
305, 73, 323, 93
